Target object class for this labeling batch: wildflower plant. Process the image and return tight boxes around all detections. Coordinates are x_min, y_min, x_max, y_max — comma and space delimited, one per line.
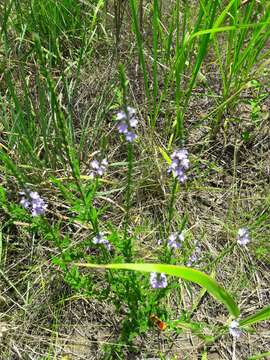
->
118, 65, 137, 261
166, 150, 190, 248
1, 1, 270, 358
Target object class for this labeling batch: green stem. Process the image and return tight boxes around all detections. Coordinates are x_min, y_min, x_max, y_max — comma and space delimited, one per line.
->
124, 142, 133, 261
162, 177, 178, 263
168, 177, 178, 230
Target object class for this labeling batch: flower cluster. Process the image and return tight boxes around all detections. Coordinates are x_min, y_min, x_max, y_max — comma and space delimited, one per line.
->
116, 106, 138, 142
89, 158, 108, 178
20, 190, 47, 216
186, 241, 202, 267
150, 272, 168, 289
237, 228, 250, 246
168, 149, 189, 183
92, 233, 112, 251
229, 320, 241, 338
168, 232, 184, 249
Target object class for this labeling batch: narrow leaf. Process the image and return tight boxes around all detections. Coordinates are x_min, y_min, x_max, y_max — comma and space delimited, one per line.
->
240, 305, 270, 327
159, 147, 171, 164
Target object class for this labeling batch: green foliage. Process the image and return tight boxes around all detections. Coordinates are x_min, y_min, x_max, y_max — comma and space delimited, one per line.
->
248, 352, 270, 360
13, 0, 84, 58
210, 0, 270, 136
75, 262, 240, 317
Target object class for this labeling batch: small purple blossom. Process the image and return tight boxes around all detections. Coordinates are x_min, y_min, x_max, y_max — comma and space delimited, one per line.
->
186, 241, 202, 267
92, 233, 112, 251
186, 253, 198, 267
237, 228, 250, 246
129, 117, 138, 128
20, 190, 47, 216
125, 131, 137, 142
89, 158, 108, 178
20, 197, 30, 209
117, 122, 128, 134
168, 149, 189, 183
116, 106, 138, 142
168, 232, 184, 249
116, 111, 126, 121
150, 272, 168, 289
229, 320, 241, 338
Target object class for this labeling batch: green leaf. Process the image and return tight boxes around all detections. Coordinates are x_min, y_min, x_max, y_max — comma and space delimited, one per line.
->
75, 262, 240, 317
240, 305, 270, 327
248, 351, 270, 360
159, 147, 171, 164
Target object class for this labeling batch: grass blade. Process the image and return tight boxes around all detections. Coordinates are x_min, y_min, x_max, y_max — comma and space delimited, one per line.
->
210, 0, 238, 40
188, 22, 270, 42
128, 0, 150, 103
151, 0, 159, 123
0, 229, 2, 265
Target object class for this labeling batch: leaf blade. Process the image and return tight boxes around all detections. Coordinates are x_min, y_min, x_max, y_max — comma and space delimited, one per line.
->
240, 305, 270, 327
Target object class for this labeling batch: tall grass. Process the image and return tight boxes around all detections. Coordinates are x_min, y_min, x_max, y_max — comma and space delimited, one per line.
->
211, 0, 270, 137
0, 0, 107, 176
127, 0, 270, 142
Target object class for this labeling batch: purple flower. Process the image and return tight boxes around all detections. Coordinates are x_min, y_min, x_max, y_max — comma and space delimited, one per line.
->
186, 253, 198, 267
168, 149, 189, 183
116, 111, 126, 121
116, 106, 138, 142
89, 158, 108, 178
20, 197, 30, 209
20, 190, 47, 216
125, 131, 137, 142
237, 228, 250, 246
127, 106, 136, 116
229, 320, 241, 338
168, 232, 184, 249
92, 233, 112, 251
31, 198, 47, 216
150, 272, 168, 289
129, 117, 138, 128
117, 122, 128, 134
186, 241, 202, 267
